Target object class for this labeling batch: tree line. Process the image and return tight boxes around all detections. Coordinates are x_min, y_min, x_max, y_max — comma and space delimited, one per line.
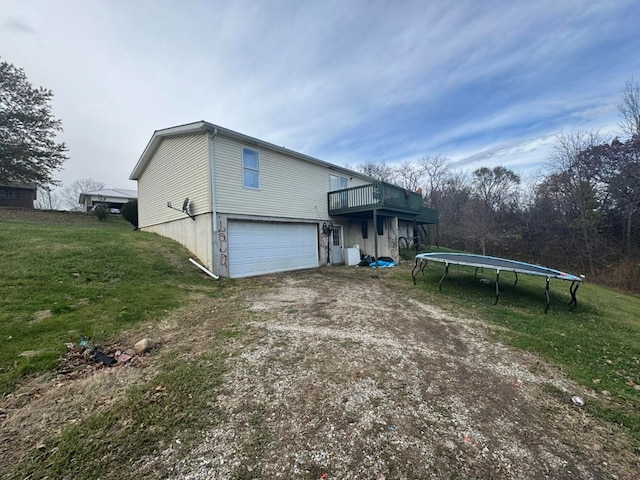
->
354, 79, 640, 291
3, 58, 640, 289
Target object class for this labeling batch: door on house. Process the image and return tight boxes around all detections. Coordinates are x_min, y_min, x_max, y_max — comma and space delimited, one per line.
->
332, 225, 343, 265
228, 221, 319, 278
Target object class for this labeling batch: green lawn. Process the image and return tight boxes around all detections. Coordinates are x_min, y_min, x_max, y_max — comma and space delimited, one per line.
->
0, 209, 219, 395
2, 210, 640, 478
403, 257, 640, 439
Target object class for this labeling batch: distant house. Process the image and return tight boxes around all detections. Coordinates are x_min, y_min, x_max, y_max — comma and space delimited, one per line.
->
79, 188, 137, 213
129, 121, 439, 278
0, 184, 37, 209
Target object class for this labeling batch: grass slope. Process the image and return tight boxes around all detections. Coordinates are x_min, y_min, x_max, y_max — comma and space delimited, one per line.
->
0, 208, 218, 395
2, 211, 640, 477
403, 259, 640, 440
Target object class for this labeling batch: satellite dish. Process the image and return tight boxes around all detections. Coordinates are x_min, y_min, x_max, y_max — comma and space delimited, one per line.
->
166, 197, 195, 221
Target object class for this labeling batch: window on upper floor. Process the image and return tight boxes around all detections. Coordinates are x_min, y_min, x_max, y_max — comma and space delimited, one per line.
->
242, 147, 260, 189
330, 174, 348, 191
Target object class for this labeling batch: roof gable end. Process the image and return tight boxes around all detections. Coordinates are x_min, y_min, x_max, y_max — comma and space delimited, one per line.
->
129, 121, 373, 183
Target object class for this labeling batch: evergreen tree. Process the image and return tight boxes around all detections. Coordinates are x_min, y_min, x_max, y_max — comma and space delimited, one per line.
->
0, 59, 68, 187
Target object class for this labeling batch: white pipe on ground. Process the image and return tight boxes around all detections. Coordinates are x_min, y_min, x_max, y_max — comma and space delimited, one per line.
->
189, 258, 219, 279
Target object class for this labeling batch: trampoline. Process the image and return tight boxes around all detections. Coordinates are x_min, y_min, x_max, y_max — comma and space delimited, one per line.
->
411, 252, 584, 313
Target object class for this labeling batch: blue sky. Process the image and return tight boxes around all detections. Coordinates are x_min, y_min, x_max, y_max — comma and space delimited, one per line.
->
2, 0, 639, 189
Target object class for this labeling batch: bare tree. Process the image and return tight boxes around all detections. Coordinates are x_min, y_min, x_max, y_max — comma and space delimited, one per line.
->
60, 178, 106, 210
436, 171, 470, 248
465, 166, 521, 255
618, 78, 640, 139
549, 130, 607, 170
34, 187, 62, 210
393, 160, 425, 191
419, 155, 451, 208
597, 136, 640, 258
548, 130, 608, 275
526, 173, 582, 267
354, 161, 395, 183
471, 166, 521, 212
520, 172, 544, 211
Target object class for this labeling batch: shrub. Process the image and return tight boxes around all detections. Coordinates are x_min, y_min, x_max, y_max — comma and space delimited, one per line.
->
399, 246, 415, 261
121, 200, 138, 229
399, 239, 430, 260
92, 204, 109, 221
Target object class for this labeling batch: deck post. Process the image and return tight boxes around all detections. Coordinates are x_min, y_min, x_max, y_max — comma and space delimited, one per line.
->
373, 208, 378, 270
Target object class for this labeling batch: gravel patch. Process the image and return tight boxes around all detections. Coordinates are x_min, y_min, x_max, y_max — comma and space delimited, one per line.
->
165, 270, 638, 479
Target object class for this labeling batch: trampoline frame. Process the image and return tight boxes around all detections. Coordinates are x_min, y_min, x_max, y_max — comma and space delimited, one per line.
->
411, 252, 583, 313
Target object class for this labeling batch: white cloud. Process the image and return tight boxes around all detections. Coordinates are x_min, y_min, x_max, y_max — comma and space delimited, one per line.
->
0, 0, 638, 192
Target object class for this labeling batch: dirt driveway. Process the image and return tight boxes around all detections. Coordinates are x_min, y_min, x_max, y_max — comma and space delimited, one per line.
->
161, 267, 637, 479
2, 266, 638, 479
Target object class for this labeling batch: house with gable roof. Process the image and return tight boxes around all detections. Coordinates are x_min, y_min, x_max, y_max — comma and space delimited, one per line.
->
79, 188, 137, 213
129, 121, 438, 278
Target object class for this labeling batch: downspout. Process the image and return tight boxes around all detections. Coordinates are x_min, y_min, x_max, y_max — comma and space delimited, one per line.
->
208, 129, 218, 274
189, 257, 219, 279
208, 128, 218, 232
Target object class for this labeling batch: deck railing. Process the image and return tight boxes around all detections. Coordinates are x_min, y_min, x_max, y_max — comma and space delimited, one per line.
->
328, 182, 438, 223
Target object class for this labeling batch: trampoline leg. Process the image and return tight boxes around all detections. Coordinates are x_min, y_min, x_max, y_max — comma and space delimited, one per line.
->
568, 281, 580, 311
474, 267, 479, 278
420, 260, 427, 276
411, 258, 420, 285
493, 270, 500, 305
513, 272, 518, 287
438, 263, 449, 292
544, 277, 551, 314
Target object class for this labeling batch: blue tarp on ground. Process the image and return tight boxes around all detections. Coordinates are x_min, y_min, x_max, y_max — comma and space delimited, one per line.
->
370, 260, 396, 268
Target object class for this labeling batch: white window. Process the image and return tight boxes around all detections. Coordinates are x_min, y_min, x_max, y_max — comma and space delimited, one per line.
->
243, 147, 260, 189
332, 225, 342, 246
330, 174, 348, 191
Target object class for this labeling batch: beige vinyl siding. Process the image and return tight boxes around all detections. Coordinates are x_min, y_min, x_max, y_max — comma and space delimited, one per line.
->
213, 135, 370, 219
342, 218, 398, 260
138, 133, 210, 228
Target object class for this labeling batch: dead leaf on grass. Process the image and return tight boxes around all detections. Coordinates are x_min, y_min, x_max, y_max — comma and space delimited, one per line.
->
18, 350, 40, 357
32, 310, 52, 322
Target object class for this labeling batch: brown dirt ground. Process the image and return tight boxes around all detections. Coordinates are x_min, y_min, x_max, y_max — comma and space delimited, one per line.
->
2, 265, 639, 479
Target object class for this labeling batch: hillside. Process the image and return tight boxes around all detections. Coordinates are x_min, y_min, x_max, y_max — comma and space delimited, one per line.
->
1, 208, 639, 479
0, 207, 220, 395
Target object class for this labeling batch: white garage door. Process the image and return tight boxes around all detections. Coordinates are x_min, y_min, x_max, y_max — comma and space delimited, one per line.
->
228, 221, 319, 278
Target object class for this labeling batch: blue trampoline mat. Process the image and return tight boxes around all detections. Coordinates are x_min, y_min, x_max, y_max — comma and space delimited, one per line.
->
415, 252, 583, 282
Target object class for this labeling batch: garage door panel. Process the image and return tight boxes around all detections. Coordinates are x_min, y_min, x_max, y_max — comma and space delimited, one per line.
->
228, 221, 318, 278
